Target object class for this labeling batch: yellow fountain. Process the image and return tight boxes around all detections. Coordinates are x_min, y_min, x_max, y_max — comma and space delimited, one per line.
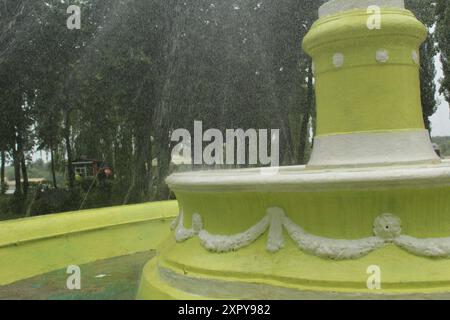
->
137, 0, 450, 299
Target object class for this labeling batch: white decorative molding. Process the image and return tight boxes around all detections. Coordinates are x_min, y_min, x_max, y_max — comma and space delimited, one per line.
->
412, 50, 419, 64
319, 0, 405, 18
199, 215, 270, 253
376, 49, 389, 63
267, 207, 285, 253
172, 208, 450, 260
373, 213, 402, 240
394, 236, 450, 258
166, 160, 450, 194
174, 210, 203, 242
308, 130, 440, 168
283, 215, 385, 259
333, 53, 344, 68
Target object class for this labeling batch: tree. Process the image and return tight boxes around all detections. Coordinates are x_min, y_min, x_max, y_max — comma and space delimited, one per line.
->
6, 0, 444, 217
436, 0, 450, 109
406, 0, 438, 131
0, 151, 5, 194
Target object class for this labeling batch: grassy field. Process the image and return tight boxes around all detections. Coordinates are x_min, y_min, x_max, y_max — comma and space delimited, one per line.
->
0, 251, 155, 300
4, 163, 64, 184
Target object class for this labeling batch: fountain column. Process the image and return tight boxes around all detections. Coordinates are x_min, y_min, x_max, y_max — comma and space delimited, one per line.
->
303, 0, 439, 167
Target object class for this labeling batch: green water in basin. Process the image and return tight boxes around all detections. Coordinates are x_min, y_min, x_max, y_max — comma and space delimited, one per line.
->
0, 251, 155, 300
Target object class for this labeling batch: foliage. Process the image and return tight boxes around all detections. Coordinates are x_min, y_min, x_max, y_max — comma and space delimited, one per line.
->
31, 188, 82, 216
0, 0, 447, 219
405, 0, 438, 130
436, 0, 450, 106
432, 136, 450, 157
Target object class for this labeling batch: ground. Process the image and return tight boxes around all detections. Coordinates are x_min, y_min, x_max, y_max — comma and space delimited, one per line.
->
0, 251, 155, 300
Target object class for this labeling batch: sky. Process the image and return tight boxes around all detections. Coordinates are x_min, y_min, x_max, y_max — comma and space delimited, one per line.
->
430, 53, 450, 137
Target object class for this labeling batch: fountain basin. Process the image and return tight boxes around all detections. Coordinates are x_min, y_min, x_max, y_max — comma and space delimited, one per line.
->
168, 162, 450, 239
136, 162, 450, 299
0, 201, 178, 287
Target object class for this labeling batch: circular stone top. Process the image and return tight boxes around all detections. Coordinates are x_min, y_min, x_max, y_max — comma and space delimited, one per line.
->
167, 160, 450, 193
319, 0, 405, 17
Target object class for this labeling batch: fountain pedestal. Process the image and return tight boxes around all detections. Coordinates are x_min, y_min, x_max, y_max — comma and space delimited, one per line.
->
137, 0, 450, 299
305, 0, 439, 168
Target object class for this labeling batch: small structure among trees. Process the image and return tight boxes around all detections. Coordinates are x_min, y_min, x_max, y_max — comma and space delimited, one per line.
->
72, 158, 112, 179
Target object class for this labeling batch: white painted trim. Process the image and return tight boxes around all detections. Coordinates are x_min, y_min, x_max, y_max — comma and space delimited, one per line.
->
283, 215, 385, 259
166, 160, 450, 193
199, 216, 270, 253
308, 130, 439, 168
267, 208, 285, 253
319, 0, 405, 18
174, 210, 203, 242
159, 265, 450, 300
173, 208, 450, 259
395, 236, 450, 258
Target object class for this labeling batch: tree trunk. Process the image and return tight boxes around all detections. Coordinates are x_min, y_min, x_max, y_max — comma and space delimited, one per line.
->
0, 150, 5, 194
64, 110, 75, 189
123, 138, 137, 205
13, 145, 21, 196
16, 132, 29, 195
135, 133, 147, 202
20, 153, 28, 195
122, 173, 136, 205
155, 132, 171, 200
144, 133, 153, 201
124, 128, 153, 204
143, 130, 153, 201
50, 147, 57, 188
298, 60, 314, 164
298, 114, 310, 164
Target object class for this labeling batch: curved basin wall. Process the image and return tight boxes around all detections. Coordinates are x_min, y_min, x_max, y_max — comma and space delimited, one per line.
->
0, 201, 178, 286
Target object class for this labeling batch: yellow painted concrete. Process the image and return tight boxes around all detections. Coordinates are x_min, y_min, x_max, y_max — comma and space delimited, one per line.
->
177, 186, 450, 239
303, 8, 427, 136
136, 234, 450, 299
0, 201, 178, 286
137, 258, 208, 300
